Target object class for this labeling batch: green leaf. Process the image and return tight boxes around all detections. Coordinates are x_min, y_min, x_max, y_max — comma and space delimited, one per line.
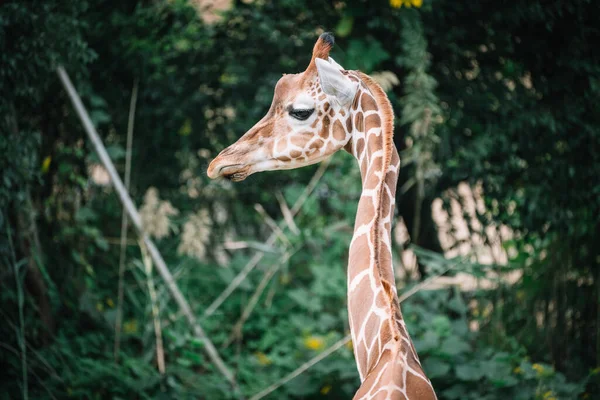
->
448, 292, 467, 314
456, 363, 485, 381
105, 144, 126, 161
335, 16, 354, 38
288, 288, 321, 312
414, 330, 439, 353
442, 384, 468, 400
423, 357, 450, 379
431, 315, 452, 337
75, 207, 97, 222
343, 37, 389, 72
176, 357, 192, 367
440, 336, 471, 356
492, 375, 519, 388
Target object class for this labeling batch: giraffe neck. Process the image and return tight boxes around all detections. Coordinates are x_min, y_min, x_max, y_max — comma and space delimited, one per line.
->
345, 72, 436, 400
345, 72, 402, 379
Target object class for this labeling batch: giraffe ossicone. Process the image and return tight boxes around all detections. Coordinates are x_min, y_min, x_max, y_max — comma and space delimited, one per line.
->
208, 32, 437, 400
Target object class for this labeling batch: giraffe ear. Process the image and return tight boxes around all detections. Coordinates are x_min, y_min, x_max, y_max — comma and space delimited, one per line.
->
315, 58, 358, 107
327, 57, 344, 71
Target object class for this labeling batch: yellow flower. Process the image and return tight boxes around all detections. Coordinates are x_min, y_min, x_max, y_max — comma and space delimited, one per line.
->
106, 298, 114, 308
542, 391, 556, 400
390, 0, 423, 8
304, 336, 325, 351
513, 366, 522, 374
179, 118, 192, 136
320, 385, 332, 395
254, 352, 272, 366
346, 339, 354, 351
124, 319, 138, 334
41, 156, 52, 173
532, 363, 554, 377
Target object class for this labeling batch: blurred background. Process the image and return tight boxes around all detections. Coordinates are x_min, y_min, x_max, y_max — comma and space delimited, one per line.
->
1, 0, 599, 399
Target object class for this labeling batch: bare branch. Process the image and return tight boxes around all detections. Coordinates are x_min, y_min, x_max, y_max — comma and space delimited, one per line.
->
115, 77, 138, 362
249, 337, 350, 400
139, 240, 166, 374
203, 160, 330, 318
203, 241, 274, 318
57, 67, 241, 396
254, 203, 291, 247
411, 109, 432, 245
290, 158, 330, 215
223, 241, 279, 253
224, 250, 295, 347
275, 191, 300, 235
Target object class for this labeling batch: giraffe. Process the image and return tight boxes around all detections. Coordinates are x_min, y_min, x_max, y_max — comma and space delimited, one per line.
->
207, 33, 437, 400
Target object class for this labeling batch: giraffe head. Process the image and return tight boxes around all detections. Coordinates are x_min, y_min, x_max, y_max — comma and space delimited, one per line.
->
207, 33, 360, 181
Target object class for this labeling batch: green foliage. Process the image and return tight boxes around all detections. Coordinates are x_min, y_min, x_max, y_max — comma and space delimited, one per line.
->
1, 0, 598, 399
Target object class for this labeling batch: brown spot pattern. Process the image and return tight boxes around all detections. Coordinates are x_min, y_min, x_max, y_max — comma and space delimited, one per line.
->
355, 197, 375, 227
276, 140, 287, 153
355, 137, 365, 158
309, 139, 324, 149
352, 92, 360, 110
349, 279, 373, 332
333, 120, 346, 141
345, 116, 353, 133
319, 115, 330, 138
368, 133, 383, 156
365, 114, 381, 130
361, 93, 378, 111
290, 150, 302, 159
354, 112, 364, 131
291, 135, 306, 147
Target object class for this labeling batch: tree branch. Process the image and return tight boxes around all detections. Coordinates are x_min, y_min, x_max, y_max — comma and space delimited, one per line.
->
57, 67, 241, 396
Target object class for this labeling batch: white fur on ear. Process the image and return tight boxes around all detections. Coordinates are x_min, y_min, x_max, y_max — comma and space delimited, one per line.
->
328, 57, 344, 71
316, 58, 358, 107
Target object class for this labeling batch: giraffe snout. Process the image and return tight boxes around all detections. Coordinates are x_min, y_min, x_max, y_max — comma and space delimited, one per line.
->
207, 145, 252, 180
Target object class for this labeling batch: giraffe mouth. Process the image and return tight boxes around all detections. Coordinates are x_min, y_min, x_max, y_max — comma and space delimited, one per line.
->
223, 171, 248, 182
215, 164, 250, 182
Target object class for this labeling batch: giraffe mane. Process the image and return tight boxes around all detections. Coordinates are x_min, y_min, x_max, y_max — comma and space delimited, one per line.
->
355, 71, 395, 170
356, 70, 402, 337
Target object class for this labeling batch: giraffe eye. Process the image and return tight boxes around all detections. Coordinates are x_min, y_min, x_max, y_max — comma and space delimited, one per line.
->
289, 108, 314, 121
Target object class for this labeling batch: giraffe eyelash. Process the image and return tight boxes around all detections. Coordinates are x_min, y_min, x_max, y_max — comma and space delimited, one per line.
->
289, 108, 314, 121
